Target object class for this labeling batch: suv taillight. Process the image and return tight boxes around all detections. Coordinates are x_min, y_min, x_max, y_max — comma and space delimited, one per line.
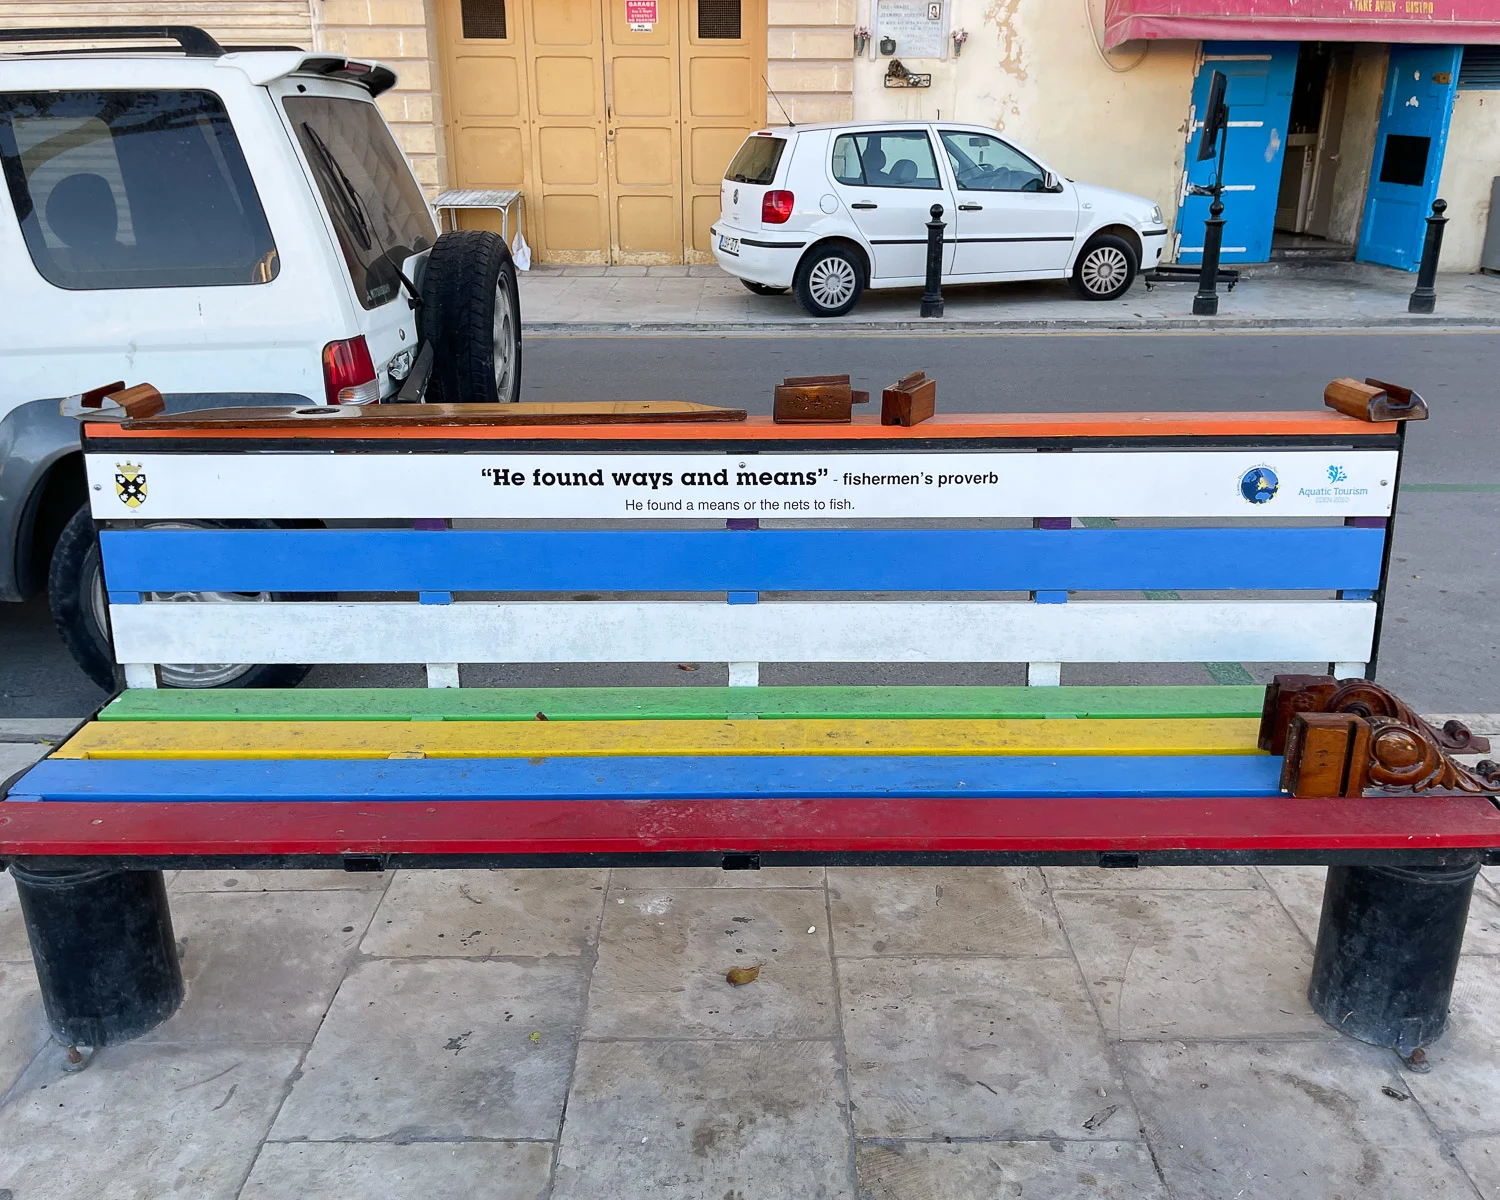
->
322, 336, 380, 405
762, 190, 794, 224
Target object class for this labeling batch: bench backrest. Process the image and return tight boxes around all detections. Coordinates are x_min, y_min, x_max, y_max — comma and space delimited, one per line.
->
81, 408, 1406, 690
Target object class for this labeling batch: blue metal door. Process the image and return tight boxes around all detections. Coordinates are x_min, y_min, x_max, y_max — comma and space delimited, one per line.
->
1176, 42, 1297, 264
1357, 45, 1462, 271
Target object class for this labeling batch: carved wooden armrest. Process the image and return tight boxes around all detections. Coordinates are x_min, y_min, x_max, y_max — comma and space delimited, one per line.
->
1281, 711, 1500, 799
1259, 675, 1489, 757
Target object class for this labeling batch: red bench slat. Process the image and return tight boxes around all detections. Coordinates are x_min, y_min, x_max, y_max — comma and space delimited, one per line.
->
3, 795, 1497, 856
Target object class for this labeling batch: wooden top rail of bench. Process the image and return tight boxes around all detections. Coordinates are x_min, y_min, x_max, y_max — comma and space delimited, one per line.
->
89, 408, 1401, 444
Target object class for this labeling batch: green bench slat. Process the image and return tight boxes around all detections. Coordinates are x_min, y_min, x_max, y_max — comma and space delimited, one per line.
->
100, 685, 1266, 723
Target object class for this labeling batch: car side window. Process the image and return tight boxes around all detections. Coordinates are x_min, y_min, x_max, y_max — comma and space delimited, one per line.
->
831, 131, 941, 190
940, 131, 1047, 193
0, 89, 278, 290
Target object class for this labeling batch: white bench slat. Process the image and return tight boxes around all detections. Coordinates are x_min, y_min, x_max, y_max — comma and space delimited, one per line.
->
109, 600, 1377, 670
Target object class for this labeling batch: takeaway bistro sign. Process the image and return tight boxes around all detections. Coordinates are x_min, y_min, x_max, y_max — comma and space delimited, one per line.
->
1103, 0, 1500, 48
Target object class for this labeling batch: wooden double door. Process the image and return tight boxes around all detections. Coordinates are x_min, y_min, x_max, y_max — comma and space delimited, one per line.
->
440, 0, 765, 264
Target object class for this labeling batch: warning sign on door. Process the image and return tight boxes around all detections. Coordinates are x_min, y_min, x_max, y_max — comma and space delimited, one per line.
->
626, 0, 657, 30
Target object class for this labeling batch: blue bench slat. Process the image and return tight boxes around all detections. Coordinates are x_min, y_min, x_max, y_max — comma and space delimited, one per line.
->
12, 754, 1283, 803
98, 528, 1387, 594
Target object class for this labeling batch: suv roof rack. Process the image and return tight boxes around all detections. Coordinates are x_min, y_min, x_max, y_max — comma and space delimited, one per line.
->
0, 26, 226, 58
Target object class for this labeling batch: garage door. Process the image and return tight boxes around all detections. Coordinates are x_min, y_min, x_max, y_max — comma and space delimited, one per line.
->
438, 0, 763, 264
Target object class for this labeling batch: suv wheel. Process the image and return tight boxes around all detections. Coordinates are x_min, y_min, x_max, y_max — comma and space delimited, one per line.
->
1070, 234, 1138, 301
48, 507, 312, 692
794, 243, 864, 317
421, 230, 522, 403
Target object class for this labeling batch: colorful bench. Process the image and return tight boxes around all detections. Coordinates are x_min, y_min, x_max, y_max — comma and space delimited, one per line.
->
3, 394, 1497, 1058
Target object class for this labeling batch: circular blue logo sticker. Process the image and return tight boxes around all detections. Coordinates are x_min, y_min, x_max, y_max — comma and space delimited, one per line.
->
1239, 466, 1279, 505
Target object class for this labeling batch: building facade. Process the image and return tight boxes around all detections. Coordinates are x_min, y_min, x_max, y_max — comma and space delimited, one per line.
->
4, 0, 1498, 270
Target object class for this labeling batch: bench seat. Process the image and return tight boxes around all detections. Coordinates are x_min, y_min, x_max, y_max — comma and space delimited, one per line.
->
8, 686, 1499, 865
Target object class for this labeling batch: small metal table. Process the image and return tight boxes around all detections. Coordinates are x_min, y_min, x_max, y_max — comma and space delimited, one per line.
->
432, 188, 524, 242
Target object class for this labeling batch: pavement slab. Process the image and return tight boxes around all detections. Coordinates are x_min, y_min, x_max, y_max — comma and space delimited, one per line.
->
552, 1039, 852, 1200
612, 866, 826, 889
241, 1140, 555, 1200
141, 889, 381, 1044
1124, 1039, 1479, 1200
0, 1041, 301, 1200
1456, 1136, 1500, 1200
584, 887, 837, 1039
1400, 955, 1500, 1137
1042, 866, 1264, 891
854, 1140, 1169, 1200
0, 961, 46, 1099
0, 870, 28, 963
828, 866, 1069, 958
361, 869, 607, 958
271, 958, 586, 1141
839, 956, 1131, 1141
1054, 889, 1328, 1040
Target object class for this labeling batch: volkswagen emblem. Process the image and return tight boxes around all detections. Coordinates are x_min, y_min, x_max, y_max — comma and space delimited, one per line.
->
733, 188, 739, 203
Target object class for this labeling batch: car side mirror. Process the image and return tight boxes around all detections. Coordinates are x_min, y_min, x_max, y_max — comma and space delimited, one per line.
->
1044, 172, 1063, 193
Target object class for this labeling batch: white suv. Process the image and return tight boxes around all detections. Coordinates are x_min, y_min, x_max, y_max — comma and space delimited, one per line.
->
711, 122, 1170, 317
0, 26, 522, 693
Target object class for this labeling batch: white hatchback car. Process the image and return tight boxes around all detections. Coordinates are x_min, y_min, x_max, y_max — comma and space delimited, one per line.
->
711, 121, 1170, 317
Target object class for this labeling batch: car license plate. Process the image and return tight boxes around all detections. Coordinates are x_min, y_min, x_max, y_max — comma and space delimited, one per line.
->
719, 234, 740, 255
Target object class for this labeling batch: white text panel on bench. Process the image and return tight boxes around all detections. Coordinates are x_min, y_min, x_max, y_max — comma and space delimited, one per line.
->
109, 600, 1377, 668
87, 451, 1399, 521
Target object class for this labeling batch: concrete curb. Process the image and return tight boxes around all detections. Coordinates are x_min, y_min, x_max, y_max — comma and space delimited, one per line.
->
526, 315, 1500, 336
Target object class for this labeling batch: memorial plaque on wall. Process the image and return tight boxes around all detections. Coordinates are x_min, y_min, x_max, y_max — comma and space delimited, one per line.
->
875, 0, 947, 59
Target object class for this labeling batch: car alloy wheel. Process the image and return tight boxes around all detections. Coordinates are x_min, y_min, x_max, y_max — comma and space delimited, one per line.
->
807, 255, 858, 310
1079, 244, 1130, 296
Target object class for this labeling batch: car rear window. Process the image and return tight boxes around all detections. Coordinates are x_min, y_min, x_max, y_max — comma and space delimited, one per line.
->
283, 95, 436, 311
725, 136, 785, 185
0, 89, 278, 290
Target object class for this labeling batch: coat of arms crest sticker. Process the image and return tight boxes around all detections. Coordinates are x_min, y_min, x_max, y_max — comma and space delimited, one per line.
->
115, 463, 147, 508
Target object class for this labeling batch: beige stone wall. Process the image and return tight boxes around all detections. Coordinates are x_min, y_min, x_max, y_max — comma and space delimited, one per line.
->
851, 0, 1197, 229
767, 0, 855, 125
310, 0, 445, 192
1436, 89, 1500, 273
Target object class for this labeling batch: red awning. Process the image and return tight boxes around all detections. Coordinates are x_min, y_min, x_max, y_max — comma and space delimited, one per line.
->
1104, 0, 1500, 49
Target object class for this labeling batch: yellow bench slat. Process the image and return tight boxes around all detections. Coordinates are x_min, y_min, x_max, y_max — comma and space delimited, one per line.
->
57, 717, 1265, 760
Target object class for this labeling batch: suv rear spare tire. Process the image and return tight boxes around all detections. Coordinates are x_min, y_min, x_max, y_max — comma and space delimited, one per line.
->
48, 507, 312, 692
420, 230, 522, 403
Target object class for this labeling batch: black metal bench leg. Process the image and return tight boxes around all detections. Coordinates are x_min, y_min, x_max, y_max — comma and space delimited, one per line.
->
1308, 857, 1480, 1061
11, 861, 183, 1048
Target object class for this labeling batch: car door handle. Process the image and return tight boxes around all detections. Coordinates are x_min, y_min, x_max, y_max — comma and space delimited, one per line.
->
958, 203, 984, 211
850, 202, 878, 210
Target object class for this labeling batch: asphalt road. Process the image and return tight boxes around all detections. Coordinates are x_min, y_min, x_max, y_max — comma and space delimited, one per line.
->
3, 330, 1496, 718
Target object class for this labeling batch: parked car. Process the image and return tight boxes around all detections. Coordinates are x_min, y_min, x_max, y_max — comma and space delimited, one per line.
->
0, 26, 522, 691
712, 121, 1171, 317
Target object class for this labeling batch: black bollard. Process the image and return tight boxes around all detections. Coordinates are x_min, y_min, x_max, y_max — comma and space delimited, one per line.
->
1408, 199, 1448, 314
1192, 190, 1226, 317
11, 862, 183, 1047
920, 203, 945, 318
1308, 857, 1479, 1059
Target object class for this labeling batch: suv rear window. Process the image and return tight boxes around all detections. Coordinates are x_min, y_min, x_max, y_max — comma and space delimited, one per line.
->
0, 89, 278, 290
283, 95, 436, 310
724, 136, 785, 185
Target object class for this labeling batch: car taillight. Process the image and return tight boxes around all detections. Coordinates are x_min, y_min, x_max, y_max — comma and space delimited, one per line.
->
762, 190, 794, 224
322, 336, 380, 405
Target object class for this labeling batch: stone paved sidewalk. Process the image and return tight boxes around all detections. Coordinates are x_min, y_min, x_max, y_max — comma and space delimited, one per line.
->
2, 722, 1500, 1199
518, 262, 1500, 334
